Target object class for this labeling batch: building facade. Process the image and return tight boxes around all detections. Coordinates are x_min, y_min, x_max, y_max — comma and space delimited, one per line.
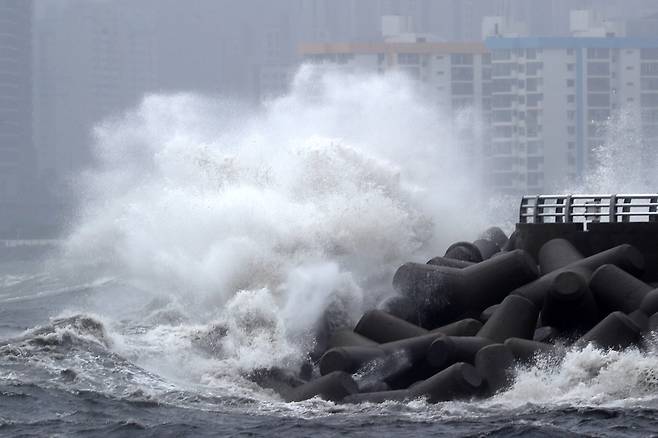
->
301, 22, 658, 196
485, 37, 658, 194
0, 0, 33, 201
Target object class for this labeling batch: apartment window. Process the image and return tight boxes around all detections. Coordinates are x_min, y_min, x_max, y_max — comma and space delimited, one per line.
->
436, 70, 445, 75
567, 126, 576, 135
452, 82, 474, 95
527, 93, 543, 107
588, 62, 610, 75
492, 141, 513, 154
527, 157, 544, 170
492, 78, 515, 92
567, 63, 575, 71
492, 63, 514, 76
641, 63, 658, 75
527, 124, 541, 137
567, 94, 575, 103
588, 93, 610, 106
493, 50, 512, 61
492, 94, 516, 108
626, 65, 635, 70
452, 97, 474, 108
567, 79, 575, 87
587, 48, 610, 59
398, 53, 420, 64
627, 82, 635, 86
587, 77, 610, 91
492, 110, 513, 122
452, 66, 474, 80
451, 53, 473, 65
401, 66, 420, 79
337, 54, 353, 64
526, 110, 539, 123
526, 49, 537, 59
567, 49, 575, 55
492, 157, 516, 170
642, 109, 658, 123
526, 62, 543, 76
641, 93, 658, 107
588, 109, 610, 121
494, 125, 514, 137
527, 140, 543, 153
641, 48, 658, 60
526, 78, 540, 92
567, 110, 576, 121
568, 141, 575, 150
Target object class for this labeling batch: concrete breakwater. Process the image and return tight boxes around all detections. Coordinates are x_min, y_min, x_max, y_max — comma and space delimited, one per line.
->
250, 226, 657, 404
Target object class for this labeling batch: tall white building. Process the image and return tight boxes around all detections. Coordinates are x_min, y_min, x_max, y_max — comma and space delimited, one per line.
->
302, 11, 658, 196
484, 36, 658, 194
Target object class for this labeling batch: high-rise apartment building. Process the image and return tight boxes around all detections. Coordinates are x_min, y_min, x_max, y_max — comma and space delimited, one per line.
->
484, 37, 658, 194
303, 12, 658, 195
0, 0, 34, 201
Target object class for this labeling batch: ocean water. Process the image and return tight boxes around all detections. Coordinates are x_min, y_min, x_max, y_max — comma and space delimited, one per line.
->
2, 68, 658, 437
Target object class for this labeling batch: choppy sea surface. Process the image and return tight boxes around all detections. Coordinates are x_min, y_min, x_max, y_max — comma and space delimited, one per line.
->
4, 68, 658, 437
1, 255, 658, 438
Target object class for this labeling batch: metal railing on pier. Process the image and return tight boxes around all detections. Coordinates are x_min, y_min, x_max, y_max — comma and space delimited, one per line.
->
519, 194, 658, 224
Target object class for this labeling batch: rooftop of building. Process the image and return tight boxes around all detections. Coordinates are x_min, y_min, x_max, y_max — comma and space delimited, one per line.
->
298, 41, 487, 56
485, 36, 658, 49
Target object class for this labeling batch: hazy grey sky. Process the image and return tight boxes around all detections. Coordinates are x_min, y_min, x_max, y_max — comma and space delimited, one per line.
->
2, 0, 658, 237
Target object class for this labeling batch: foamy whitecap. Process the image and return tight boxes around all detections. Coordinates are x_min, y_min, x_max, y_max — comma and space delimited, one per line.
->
59, 66, 491, 373
493, 340, 658, 408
